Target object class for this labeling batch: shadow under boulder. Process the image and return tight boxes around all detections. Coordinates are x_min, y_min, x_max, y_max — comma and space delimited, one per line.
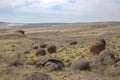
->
69, 41, 78, 46
40, 44, 48, 48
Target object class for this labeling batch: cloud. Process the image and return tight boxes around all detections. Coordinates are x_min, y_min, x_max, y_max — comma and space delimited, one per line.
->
0, 0, 120, 21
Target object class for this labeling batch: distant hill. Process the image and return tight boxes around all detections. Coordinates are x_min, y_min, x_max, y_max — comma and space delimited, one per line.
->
0, 22, 8, 27
0, 22, 67, 28
0, 21, 120, 28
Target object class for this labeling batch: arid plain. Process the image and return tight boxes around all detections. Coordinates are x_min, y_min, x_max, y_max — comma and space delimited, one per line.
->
0, 22, 120, 80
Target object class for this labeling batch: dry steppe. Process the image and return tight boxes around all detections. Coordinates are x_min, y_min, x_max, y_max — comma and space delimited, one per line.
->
0, 22, 120, 80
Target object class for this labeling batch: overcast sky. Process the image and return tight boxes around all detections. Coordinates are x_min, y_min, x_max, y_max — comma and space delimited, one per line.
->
0, 0, 120, 23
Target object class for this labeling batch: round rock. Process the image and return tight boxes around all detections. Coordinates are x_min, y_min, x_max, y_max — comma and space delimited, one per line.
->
90, 41, 105, 54
35, 48, 46, 56
35, 56, 64, 71
47, 45, 56, 53
23, 72, 53, 80
70, 57, 90, 70
99, 50, 117, 65
44, 59, 65, 71
97, 38, 106, 46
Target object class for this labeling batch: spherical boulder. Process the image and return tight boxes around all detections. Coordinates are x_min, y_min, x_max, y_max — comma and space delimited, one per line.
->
47, 45, 56, 53
70, 57, 90, 70
23, 72, 53, 80
99, 50, 117, 65
35, 48, 46, 56
97, 38, 106, 46
35, 56, 65, 71
90, 41, 105, 54
44, 59, 65, 71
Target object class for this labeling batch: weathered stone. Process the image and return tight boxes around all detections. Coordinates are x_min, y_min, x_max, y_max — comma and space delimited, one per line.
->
47, 45, 56, 53
99, 50, 117, 65
35, 48, 46, 56
35, 56, 64, 71
90, 41, 105, 54
70, 57, 90, 70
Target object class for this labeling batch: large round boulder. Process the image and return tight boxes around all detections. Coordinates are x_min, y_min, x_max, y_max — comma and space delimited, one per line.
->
70, 57, 90, 70
99, 50, 117, 65
47, 45, 56, 53
35, 48, 46, 56
23, 72, 53, 80
44, 59, 65, 71
35, 56, 65, 71
97, 38, 106, 46
90, 41, 105, 54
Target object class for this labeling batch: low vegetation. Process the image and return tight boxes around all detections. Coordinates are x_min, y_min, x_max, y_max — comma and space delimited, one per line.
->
0, 22, 120, 80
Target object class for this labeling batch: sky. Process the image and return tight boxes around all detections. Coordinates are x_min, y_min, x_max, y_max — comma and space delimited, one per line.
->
0, 0, 120, 23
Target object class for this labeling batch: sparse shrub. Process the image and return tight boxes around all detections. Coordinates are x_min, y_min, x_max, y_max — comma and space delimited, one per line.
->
104, 66, 120, 77
9, 60, 23, 67
23, 72, 53, 80
59, 73, 106, 80
24, 51, 31, 54
33, 46, 39, 49
89, 55, 105, 73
